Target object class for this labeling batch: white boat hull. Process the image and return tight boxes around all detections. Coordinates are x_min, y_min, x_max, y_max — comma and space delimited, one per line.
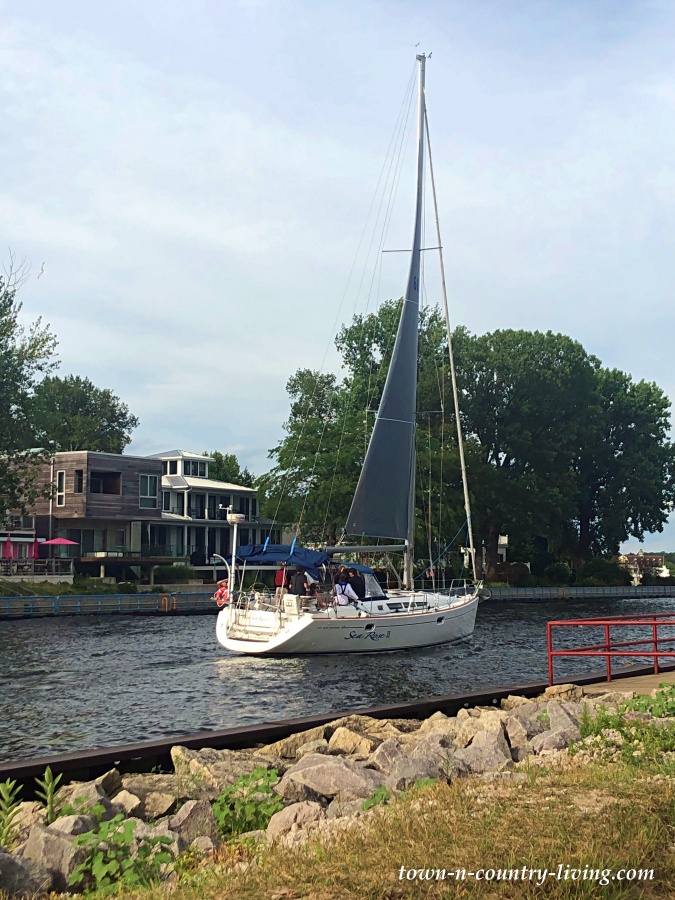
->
217, 591, 478, 656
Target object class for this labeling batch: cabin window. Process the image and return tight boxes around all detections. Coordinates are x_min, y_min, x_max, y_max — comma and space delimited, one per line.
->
56, 471, 65, 506
169, 460, 177, 475
90, 471, 121, 494
139, 475, 158, 508
163, 492, 171, 512
74, 470, 84, 493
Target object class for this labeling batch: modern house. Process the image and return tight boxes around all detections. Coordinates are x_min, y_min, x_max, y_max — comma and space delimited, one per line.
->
2, 449, 276, 581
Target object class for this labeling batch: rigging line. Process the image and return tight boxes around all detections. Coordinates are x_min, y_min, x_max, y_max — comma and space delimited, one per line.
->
266, 65, 417, 534
424, 103, 478, 581
427, 415, 434, 590
413, 517, 469, 580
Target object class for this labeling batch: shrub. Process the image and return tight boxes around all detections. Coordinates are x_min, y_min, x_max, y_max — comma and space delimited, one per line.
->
154, 565, 196, 584
212, 767, 283, 839
544, 562, 574, 585
0, 778, 22, 850
34, 766, 63, 824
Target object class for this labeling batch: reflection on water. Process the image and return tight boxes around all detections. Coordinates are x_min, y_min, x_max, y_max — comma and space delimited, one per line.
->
2, 596, 674, 762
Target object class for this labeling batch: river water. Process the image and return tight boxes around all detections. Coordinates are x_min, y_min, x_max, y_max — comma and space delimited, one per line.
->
2, 596, 674, 763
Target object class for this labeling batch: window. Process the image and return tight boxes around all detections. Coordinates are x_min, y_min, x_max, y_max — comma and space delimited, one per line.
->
207, 495, 216, 519
74, 470, 84, 493
169, 460, 177, 475
218, 495, 230, 519
162, 462, 167, 475
175, 493, 184, 515
238, 496, 250, 518
163, 492, 171, 512
90, 471, 121, 494
139, 474, 158, 508
198, 461, 206, 478
183, 461, 192, 476
251, 498, 257, 518
56, 471, 65, 506
239, 528, 249, 547
115, 530, 125, 548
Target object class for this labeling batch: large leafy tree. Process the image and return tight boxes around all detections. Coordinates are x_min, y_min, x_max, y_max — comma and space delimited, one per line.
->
0, 257, 58, 516
30, 375, 139, 453
204, 451, 254, 487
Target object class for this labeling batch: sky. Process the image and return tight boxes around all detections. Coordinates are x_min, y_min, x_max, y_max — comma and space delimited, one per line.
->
2, 0, 675, 550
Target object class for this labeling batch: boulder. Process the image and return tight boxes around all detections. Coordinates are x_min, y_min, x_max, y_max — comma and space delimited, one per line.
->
0, 848, 53, 897
168, 800, 218, 845
328, 727, 376, 759
544, 684, 584, 702
453, 727, 513, 774
191, 835, 215, 855
505, 717, 533, 762
325, 798, 364, 820
23, 823, 87, 892
275, 754, 384, 803
93, 769, 122, 797
48, 814, 96, 836
266, 801, 324, 842
296, 739, 329, 758
256, 726, 326, 760
500, 695, 532, 711
454, 709, 506, 749
56, 781, 116, 820
110, 789, 142, 817
385, 758, 441, 793
324, 715, 401, 743
547, 700, 583, 731
408, 733, 456, 773
366, 738, 406, 774
11, 802, 46, 844
531, 728, 576, 754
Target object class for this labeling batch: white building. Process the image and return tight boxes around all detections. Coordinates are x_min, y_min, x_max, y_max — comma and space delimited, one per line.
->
147, 450, 278, 563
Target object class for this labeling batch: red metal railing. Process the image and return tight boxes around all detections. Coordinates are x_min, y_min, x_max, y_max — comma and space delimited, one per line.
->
547, 613, 675, 684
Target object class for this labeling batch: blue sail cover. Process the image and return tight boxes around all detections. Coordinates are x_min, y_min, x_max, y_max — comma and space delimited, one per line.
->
235, 543, 330, 579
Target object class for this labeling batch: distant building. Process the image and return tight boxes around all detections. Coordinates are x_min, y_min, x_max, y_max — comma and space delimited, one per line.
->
2, 449, 278, 581
617, 550, 669, 584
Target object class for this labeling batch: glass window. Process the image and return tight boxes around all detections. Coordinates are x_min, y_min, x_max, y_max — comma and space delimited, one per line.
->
162, 462, 167, 475
184, 461, 192, 476
251, 498, 257, 517
198, 461, 206, 477
207, 495, 216, 519
115, 530, 125, 548
56, 471, 65, 506
163, 492, 171, 512
169, 460, 177, 475
74, 470, 84, 493
140, 474, 158, 509
176, 493, 184, 515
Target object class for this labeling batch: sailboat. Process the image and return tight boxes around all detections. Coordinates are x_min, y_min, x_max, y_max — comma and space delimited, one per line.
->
217, 55, 481, 656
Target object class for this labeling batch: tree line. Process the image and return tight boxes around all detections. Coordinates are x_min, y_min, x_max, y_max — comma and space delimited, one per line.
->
259, 300, 675, 579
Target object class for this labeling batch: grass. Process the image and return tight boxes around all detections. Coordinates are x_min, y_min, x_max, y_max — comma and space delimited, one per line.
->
68, 759, 675, 899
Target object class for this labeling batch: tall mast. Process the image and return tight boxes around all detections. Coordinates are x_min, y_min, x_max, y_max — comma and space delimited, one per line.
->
403, 53, 427, 589
424, 109, 478, 581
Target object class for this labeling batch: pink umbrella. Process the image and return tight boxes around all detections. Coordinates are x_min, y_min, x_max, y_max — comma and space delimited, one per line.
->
28, 538, 40, 560
2, 535, 12, 559
41, 538, 80, 545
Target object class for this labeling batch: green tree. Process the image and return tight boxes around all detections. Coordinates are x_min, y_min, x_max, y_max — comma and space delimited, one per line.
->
0, 256, 58, 517
204, 451, 254, 487
30, 375, 139, 453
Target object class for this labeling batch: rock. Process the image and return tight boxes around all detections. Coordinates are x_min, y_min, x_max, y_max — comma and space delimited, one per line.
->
125, 818, 184, 856
366, 738, 406, 774
584, 690, 635, 707
0, 848, 53, 897
328, 727, 376, 759
385, 758, 441, 793
500, 695, 532, 711
256, 726, 326, 760
296, 739, 329, 758
453, 726, 513, 774
531, 728, 575, 754
170, 746, 276, 798
325, 798, 364, 820
547, 700, 583, 731
408, 733, 456, 773
191, 835, 215, 855
168, 800, 218, 845
56, 780, 116, 820
11, 802, 46, 844
23, 823, 87, 892
544, 684, 584, 702
325, 715, 401, 743
266, 801, 324, 842
454, 709, 506, 749
48, 814, 96, 836
93, 769, 122, 797
110, 789, 142, 817
275, 754, 384, 803
505, 717, 533, 761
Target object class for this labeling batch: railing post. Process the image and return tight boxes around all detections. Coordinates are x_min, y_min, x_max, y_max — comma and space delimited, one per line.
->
605, 623, 612, 682
653, 621, 660, 675
547, 622, 554, 685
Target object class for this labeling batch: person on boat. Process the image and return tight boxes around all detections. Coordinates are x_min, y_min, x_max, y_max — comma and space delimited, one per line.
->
347, 567, 366, 600
332, 577, 358, 606
214, 577, 229, 607
274, 565, 289, 599
333, 565, 348, 585
290, 568, 308, 596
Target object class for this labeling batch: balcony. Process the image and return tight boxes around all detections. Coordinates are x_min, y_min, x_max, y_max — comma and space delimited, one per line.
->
2, 515, 35, 532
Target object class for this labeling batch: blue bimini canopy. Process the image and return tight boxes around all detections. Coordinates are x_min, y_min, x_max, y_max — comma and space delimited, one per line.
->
339, 561, 374, 575
235, 543, 330, 579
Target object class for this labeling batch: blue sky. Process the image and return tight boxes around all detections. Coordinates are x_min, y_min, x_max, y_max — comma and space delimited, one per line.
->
2, 0, 675, 550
